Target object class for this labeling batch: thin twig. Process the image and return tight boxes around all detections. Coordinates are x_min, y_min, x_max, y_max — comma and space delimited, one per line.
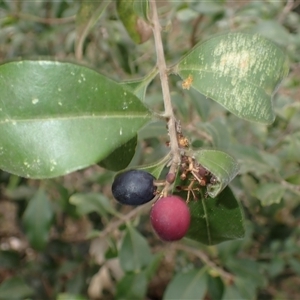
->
99, 202, 153, 238
149, 0, 181, 195
173, 243, 235, 284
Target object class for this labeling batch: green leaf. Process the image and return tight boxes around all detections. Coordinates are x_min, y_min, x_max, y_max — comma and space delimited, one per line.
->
121, 68, 158, 101
138, 120, 167, 140
254, 183, 285, 206
222, 284, 247, 300
116, 272, 147, 300
143, 253, 164, 280
198, 119, 231, 149
229, 145, 274, 175
267, 257, 285, 277
207, 274, 224, 300
22, 189, 53, 251
119, 224, 153, 272
225, 258, 266, 289
117, 0, 151, 44
176, 32, 289, 124
0, 277, 34, 300
75, 0, 110, 58
163, 268, 207, 300
99, 135, 137, 171
137, 153, 171, 179
195, 149, 239, 197
183, 187, 245, 245
69, 193, 118, 217
0, 60, 152, 178
249, 20, 291, 47
187, 89, 212, 122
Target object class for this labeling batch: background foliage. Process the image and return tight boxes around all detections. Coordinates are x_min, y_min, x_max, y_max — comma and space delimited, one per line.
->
0, 0, 300, 299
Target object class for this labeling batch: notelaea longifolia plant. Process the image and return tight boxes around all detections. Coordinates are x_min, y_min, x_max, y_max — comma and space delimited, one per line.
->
0, 0, 293, 299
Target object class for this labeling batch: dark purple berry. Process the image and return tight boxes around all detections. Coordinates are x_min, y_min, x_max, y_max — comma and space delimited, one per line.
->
112, 170, 156, 206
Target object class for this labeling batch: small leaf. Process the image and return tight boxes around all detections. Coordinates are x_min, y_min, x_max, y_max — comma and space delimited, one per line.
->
181, 187, 245, 245
75, 0, 110, 59
195, 149, 239, 197
176, 32, 289, 124
0, 60, 152, 178
99, 135, 137, 171
0, 277, 34, 300
117, 0, 151, 44
121, 68, 158, 101
163, 268, 207, 300
116, 272, 147, 300
119, 224, 153, 272
69, 193, 118, 217
254, 183, 285, 206
198, 119, 231, 149
22, 189, 53, 251
137, 153, 171, 179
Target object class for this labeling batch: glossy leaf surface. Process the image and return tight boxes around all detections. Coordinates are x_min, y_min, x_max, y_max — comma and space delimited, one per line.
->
174, 186, 245, 245
176, 33, 289, 124
195, 149, 239, 197
0, 61, 152, 178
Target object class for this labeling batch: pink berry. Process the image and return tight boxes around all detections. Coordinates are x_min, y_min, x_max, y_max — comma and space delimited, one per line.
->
150, 196, 191, 241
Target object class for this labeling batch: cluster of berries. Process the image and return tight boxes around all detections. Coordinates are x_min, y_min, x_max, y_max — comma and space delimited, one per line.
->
112, 170, 190, 241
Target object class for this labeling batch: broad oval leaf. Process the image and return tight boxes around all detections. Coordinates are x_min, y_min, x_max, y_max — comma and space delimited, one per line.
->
176, 33, 289, 124
185, 186, 245, 245
119, 224, 153, 272
163, 269, 207, 300
195, 149, 239, 198
0, 60, 152, 178
22, 189, 54, 251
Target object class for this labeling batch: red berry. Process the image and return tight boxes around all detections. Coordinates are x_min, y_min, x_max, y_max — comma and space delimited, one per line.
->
150, 196, 190, 241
